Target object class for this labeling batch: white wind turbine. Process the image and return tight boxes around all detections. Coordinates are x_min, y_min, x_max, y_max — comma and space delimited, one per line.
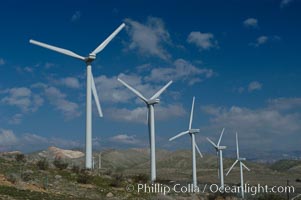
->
207, 128, 226, 190
169, 96, 203, 188
226, 132, 250, 199
29, 23, 125, 169
117, 78, 172, 182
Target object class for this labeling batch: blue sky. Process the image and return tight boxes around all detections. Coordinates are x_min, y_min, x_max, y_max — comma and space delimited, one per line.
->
0, 0, 300, 156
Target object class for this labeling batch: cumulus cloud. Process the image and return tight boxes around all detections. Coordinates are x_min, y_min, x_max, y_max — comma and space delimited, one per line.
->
145, 59, 214, 85
71, 11, 81, 22
8, 113, 23, 125
187, 31, 218, 51
267, 97, 301, 111
0, 58, 5, 66
44, 86, 81, 119
109, 134, 140, 145
280, 0, 294, 8
107, 104, 186, 124
94, 74, 154, 103
0, 129, 18, 146
0, 129, 81, 152
250, 35, 280, 47
125, 17, 171, 60
248, 81, 262, 92
253, 35, 268, 47
243, 18, 258, 28
201, 97, 301, 150
60, 77, 81, 89
1, 87, 44, 112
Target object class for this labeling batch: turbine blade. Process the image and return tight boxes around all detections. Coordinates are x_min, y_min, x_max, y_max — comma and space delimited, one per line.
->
207, 137, 217, 148
91, 23, 125, 55
29, 39, 85, 61
146, 108, 149, 124
217, 128, 225, 146
150, 80, 173, 100
236, 132, 240, 159
226, 160, 239, 176
169, 130, 189, 141
91, 72, 103, 117
195, 142, 203, 158
117, 78, 148, 103
189, 97, 195, 129
242, 162, 250, 171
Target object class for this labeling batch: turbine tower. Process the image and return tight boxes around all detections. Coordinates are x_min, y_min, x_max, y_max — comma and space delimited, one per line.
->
226, 132, 250, 199
207, 128, 226, 190
169, 97, 203, 188
29, 23, 125, 169
118, 78, 172, 182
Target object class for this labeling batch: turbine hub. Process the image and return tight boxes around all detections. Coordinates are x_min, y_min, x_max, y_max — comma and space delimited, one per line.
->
238, 158, 246, 161
189, 128, 200, 134
147, 99, 160, 105
86, 53, 96, 63
218, 146, 227, 150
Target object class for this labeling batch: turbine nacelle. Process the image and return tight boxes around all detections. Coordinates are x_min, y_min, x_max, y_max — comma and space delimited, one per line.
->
238, 157, 246, 161
85, 53, 97, 63
189, 128, 200, 134
147, 99, 160, 105
218, 146, 227, 150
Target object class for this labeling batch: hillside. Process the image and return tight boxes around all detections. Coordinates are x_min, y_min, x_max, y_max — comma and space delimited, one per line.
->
0, 147, 301, 200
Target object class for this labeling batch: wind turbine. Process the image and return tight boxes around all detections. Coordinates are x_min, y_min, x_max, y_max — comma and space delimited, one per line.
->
169, 96, 203, 188
207, 128, 226, 190
29, 23, 125, 169
117, 78, 172, 182
226, 132, 250, 199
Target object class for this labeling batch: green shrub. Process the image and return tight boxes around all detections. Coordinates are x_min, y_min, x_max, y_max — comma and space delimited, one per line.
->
132, 174, 148, 183
6, 173, 18, 184
15, 154, 26, 163
110, 173, 123, 187
71, 165, 80, 173
37, 158, 49, 170
53, 158, 68, 170
76, 172, 90, 184
21, 170, 33, 182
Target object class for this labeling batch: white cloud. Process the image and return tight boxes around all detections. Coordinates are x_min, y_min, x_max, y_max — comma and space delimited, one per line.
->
280, 0, 294, 8
8, 113, 23, 125
201, 97, 301, 150
187, 31, 218, 51
44, 86, 81, 119
94, 73, 173, 103
44, 62, 56, 69
0, 129, 81, 151
248, 81, 262, 92
0, 58, 5, 66
71, 11, 81, 22
253, 35, 268, 47
125, 17, 171, 60
243, 18, 258, 28
145, 59, 214, 85
1, 87, 44, 112
250, 35, 280, 47
237, 87, 245, 93
109, 134, 140, 144
60, 77, 81, 89
24, 67, 34, 73
267, 97, 301, 111
0, 129, 18, 146
107, 104, 186, 124
94, 74, 146, 103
